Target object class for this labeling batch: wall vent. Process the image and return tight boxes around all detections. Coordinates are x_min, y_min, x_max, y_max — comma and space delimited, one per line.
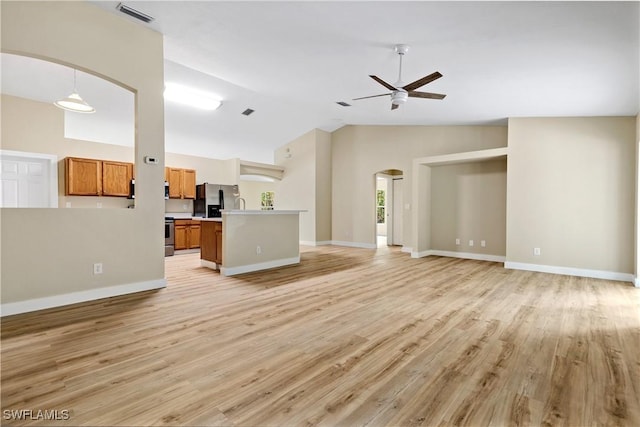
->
242, 108, 255, 116
336, 101, 351, 107
116, 3, 155, 23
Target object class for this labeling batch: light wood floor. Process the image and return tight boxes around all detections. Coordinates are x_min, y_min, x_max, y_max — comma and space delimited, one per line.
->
2, 245, 639, 426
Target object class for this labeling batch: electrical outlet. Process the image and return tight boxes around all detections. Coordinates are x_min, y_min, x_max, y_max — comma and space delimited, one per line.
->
256, 245, 262, 255
481, 240, 486, 247
534, 247, 541, 256
455, 238, 461, 245
183, 204, 187, 210
97, 202, 102, 208
65, 202, 71, 208
469, 240, 474, 247
93, 263, 103, 275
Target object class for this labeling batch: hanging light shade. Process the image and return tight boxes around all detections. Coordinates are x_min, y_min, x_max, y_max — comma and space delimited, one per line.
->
54, 69, 95, 114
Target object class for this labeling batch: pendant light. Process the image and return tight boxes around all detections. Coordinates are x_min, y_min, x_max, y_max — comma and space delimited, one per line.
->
54, 69, 95, 114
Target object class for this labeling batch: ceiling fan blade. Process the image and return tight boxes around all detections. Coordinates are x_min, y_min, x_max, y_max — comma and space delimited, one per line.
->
391, 103, 399, 110
352, 93, 391, 101
370, 75, 397, 91
408, 91, 446, 100
402, 71, 443, 91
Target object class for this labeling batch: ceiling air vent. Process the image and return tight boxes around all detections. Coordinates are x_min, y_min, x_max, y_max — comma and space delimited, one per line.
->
116, 3, 155, 23
242, 108, 255, 116
336, 101, 351, 107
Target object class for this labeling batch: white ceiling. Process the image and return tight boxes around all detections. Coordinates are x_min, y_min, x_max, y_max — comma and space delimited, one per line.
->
3, 1, 639, 164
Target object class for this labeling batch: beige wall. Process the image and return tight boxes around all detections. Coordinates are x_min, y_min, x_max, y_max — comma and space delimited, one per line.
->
165, 152, 238, 185
331, 125, 508, 247
238, 180, 277, 210
506, 117, 635, 274
275, 128, 332, 244
315, 129, 332, 242
1, 1, 165, 306
431, 159, 507, 256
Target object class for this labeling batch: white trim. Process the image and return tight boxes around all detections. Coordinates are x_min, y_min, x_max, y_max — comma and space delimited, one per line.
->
330, 240, 377, 249
221, 256, 300, 276
428, 250, 506, 263
300, 240, 331, 247
411, 249, 506, 263
401, 246, 412, 253
200, 259, 219, 270
0, 279, 166, 317
505, 262, 635, 283
635, 277, 640, 288
411, 250, 432, 258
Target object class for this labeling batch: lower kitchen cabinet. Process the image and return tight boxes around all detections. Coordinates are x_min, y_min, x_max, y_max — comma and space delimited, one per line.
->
200, 220, 223, 267
174, 219, 201, 250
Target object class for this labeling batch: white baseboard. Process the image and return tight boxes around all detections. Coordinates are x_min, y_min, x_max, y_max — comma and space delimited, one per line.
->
411, 249, 505, 263
200, 259, 219, 270
330, 240, 377, 249
300, 240, 331, 247
411, 250, 432, 259
221, 256, 300, 276
401, 247, 412, 254
0, 279, 167, 317
635, 277, 640, 288
505, 262, 635, 284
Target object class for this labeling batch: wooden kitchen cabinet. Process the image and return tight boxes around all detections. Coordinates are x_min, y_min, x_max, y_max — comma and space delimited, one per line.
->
65, 157, 133, 197
66, 157, 102, 196
102, 161, 133, 197
200, 220, 223, 267
174, 219, 201, 250
165, 167, 196, 199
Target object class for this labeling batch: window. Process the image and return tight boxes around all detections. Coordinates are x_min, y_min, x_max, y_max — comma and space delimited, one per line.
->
261, 191, 274, 210
376, 189, 385, 224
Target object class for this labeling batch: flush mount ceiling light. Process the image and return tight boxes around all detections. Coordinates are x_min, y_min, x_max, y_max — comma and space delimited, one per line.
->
54, 69, 95, 114
164, 83, 222, 110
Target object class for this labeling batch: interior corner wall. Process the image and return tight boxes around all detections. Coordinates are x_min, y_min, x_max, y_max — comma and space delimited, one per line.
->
275, 129, 317, 243
506, 117, 635, 275
315, 130, 332, 242
1, 1, 165, 309
331, 125, 507, 248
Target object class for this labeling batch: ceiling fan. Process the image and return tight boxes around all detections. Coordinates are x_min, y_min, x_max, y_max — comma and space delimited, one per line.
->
353, 44, 446, 110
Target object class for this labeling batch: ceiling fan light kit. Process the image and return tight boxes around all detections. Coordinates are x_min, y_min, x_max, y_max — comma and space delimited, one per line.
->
353, 44, 446, 110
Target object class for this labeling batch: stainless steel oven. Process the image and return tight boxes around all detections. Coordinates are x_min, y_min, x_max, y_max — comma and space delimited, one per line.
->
165, 217, 175, 256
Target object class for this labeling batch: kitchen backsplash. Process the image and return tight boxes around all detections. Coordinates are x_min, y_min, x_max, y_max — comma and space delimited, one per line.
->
165, 198, 193, 214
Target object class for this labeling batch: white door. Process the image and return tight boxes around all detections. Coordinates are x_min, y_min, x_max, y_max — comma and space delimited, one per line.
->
392, 178, 403, 245
0, 152, 57, 208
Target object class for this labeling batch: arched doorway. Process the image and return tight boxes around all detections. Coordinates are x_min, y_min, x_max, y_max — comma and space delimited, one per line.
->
375, 169, 403, 247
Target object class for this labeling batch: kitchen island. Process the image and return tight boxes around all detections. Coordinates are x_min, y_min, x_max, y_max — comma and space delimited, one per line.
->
200, 210, 304, 276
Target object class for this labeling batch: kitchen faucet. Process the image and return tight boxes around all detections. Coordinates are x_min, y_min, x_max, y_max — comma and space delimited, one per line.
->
235, 197, 246, 210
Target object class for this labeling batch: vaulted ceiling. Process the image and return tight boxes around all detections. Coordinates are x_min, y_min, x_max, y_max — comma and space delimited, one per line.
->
3, 1, 639, 164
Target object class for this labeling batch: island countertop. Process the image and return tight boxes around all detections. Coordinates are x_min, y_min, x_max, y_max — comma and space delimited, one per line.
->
222, 210, 307, 215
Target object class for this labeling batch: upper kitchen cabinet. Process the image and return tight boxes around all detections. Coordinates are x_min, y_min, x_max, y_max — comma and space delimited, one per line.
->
102, 161, 133, 197
166, 167, 196, 199
65, 157, 102, 196
65, 157, 133, 197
